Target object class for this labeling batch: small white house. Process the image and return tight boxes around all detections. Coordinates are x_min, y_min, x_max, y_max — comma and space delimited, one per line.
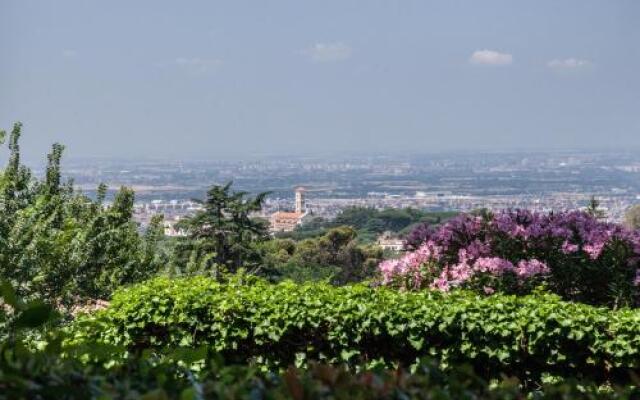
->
376, 231, 404, 252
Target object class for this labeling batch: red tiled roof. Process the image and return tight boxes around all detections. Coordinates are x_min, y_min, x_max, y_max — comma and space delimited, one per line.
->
271, 211, 304, 219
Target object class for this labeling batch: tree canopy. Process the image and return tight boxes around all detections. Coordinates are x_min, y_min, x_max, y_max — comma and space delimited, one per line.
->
0, 123, 162, 305
173, 182, 270, 276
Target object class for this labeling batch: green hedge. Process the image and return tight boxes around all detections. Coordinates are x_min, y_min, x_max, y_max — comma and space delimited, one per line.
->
3, 350, 639, 399
69, 277, 640, 384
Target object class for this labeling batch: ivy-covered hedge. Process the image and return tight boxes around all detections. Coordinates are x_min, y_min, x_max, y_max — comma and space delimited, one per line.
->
69, 277, 640, 384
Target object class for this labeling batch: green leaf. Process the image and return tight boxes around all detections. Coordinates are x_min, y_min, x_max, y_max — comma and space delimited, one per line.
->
341, 349, 360, 362
0, 280, 19, 309
14, 302, 54, 329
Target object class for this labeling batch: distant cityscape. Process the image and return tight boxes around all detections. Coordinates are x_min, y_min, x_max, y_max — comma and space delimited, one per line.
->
49, 150, 640, 232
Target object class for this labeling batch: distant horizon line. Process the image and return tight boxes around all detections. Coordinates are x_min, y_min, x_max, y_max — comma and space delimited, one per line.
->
7, 145, 640, 166
62, 146, 640, 162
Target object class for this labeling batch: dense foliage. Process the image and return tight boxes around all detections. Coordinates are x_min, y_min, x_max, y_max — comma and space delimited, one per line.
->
280, 206, 457, 243
2, 277, 632, 399
332, 207, 456, 236
5, 350, 640, 399
0, 123, 162, 305
6, 278, 638, 399
171, 182, 270, 276
261, 226, 383, 284
69, 277, 640, 386
381, 209, 640, 308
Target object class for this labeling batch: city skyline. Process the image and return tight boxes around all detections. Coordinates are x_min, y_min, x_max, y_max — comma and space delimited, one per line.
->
31, 149, 640, 227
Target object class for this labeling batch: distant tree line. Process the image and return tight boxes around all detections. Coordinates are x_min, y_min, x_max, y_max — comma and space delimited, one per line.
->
279, 206, 458, 243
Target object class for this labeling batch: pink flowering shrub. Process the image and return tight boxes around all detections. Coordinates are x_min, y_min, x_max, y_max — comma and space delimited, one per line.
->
381, 210, 640, 308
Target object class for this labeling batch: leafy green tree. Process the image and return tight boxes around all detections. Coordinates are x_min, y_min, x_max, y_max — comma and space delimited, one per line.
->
0, 123, 32, 239
299, 206, 458, 244
176, 182, 270, 275
72, 187, 158, 299
332, 207, 378, 230
258, 239, 297, 272
273, 226, 383, 284
0, 123, 162, 305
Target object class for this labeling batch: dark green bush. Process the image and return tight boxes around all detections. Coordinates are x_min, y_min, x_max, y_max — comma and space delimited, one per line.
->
69, 277, 640, 385
2, 345, 639, 399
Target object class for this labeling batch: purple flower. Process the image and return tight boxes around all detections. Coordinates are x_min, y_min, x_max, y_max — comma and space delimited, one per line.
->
466, 239, 492, 259
404, 222, 436, 251
561, 241, 579, 254
515, 259, 550, 278
583, 242, 605, 260
379, 259, 401, 283
378, 209, 640, 301
449, 261, 472, 283
430, 274, 451, 292
473, 257, 514, 275
483, 286, 495, 295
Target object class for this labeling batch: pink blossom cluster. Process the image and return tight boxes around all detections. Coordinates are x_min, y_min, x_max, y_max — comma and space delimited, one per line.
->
381, 210, 640, 304
380, 238, 550, 292
429, 257, 549, 292
379, 241, 440, 288
516, 259, 551, 278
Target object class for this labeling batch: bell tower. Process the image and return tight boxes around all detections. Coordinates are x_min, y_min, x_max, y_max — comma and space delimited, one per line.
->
295, 187, 306, 214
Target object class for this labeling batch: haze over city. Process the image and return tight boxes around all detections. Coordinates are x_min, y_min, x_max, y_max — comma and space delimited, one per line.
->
2, 0, 639, 160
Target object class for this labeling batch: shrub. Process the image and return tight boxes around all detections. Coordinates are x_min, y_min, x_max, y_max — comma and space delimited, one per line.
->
6, 277, 635, 398
382, 210, 640, 308
68, 277, 640, 385
3, 350, 639, 399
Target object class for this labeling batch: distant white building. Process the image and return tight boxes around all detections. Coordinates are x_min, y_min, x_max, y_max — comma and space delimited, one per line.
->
163, 218, 187, 237
376, 231, 404, 252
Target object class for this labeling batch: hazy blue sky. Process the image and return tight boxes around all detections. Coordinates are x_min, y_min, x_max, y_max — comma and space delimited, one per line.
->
1, 1, 639, 160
